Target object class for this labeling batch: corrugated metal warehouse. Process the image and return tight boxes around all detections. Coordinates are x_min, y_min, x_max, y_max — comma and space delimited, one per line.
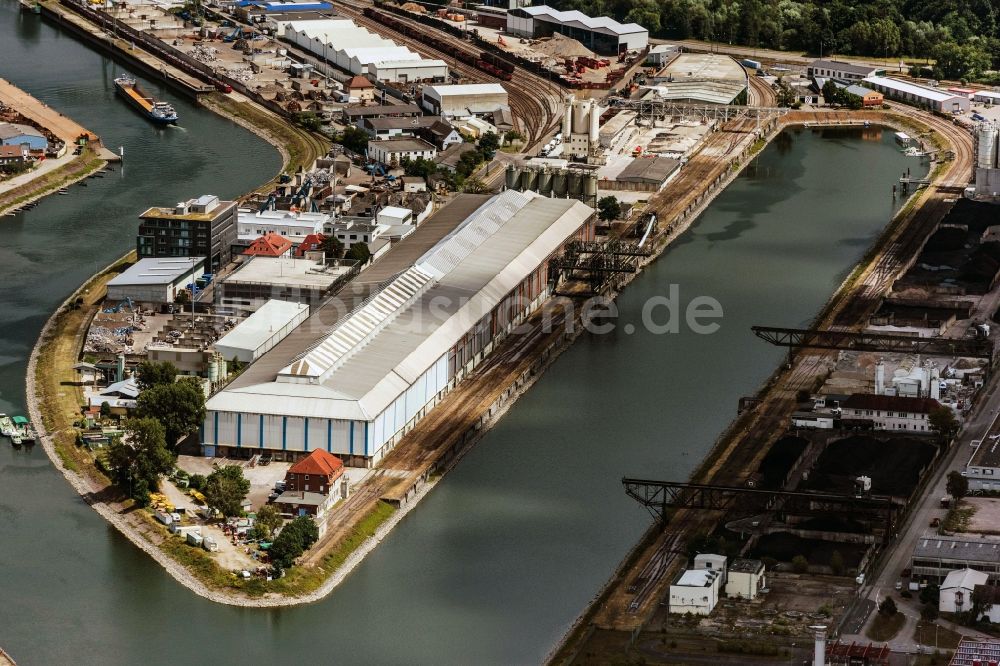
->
506, 5, 648, 54
369, 59, 449, 84
214, 299, 310, 363
203, 191, 596, 466
421, 83, 509, 116
863, 76, 970, 114
106, 257, 206, 304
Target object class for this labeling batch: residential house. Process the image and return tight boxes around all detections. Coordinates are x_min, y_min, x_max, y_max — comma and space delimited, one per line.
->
841, 393, 942, 433
345, 75, 376, 103
243, 232, 293, 258
0, 144, 29, 167
435, 142, 477, 172
940, 568, 988, 614
361, 115, 441, 140
274, 448, 348, 518
417, 120, 463, 150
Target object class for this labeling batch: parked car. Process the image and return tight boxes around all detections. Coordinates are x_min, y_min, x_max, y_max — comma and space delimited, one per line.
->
895, 581, 903, 591
260, 453, 272, 466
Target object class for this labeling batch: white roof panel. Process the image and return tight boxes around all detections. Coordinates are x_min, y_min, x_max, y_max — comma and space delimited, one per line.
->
864, 76, 965, 103
519, 5, 647, 36
214, 300, 308, 354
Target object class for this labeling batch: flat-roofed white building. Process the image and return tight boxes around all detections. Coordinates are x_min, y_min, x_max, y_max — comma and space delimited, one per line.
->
106, 257, 207, 304
369, 59, 449, 84
215, 299, 310, 363
218, 256, 352, 315
506, 5, 647, 54
669, 568, 722, 615
202, 191, 596, 466
367, 137, 437, 166
237, 209, 328, 245
863, 76, 970, 114
422, 83, 509, 116
725, 558, 766, 600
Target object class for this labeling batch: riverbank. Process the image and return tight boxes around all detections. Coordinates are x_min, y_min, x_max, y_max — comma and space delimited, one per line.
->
549, 109, 969, 663
0, 76, 115, 214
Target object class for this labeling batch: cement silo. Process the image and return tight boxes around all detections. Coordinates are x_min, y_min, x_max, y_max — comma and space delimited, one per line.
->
568, 171, 583, 198
505, 165, 520, 190
583, 173, 598, 205
537, 168, 553, 196
553, 170, 568, 197
522, 167, 539, 192
978, 125, 999, 168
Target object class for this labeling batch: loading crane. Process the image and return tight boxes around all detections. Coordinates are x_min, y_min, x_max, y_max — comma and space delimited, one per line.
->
257, 193, 275, 213
751, 325, 994, 362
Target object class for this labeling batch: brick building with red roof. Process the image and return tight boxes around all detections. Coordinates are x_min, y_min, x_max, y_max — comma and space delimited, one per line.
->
243, 232, 293, 258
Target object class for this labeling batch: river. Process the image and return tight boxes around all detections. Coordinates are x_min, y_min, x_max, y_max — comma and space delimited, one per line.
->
0, 4, 914, 663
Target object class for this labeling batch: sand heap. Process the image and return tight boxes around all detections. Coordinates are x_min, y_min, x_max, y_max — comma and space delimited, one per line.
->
533, 33, 594, 59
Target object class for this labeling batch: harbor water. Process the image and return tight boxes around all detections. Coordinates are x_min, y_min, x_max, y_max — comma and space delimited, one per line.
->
0, 4, 913, 663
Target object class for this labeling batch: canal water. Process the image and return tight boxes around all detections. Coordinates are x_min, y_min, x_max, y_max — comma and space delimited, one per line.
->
0, 5, 914, 663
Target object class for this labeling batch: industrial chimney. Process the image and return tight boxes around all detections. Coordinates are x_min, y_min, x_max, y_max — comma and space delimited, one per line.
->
810, 625, 827, 666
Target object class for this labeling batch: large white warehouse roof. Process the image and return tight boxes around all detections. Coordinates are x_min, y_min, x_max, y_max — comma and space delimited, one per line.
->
207, 191, 592, 421
518, 5, 647, 36
424, 83, 508, 97
215, 300, 309, 356
863, 76, 964, 103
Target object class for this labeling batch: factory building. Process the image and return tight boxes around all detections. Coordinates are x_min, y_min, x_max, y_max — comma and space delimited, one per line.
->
975, 123, 1000, 198
106, 257, 207, 305
237, 209, 327, 246
649, 54, 748, 105
368, 60, 449, 85
863, 76, 970, 114
807, 59, 884, 82
217, 255, 353, 315
367, 137, 437, 166
911, 536, 1000, 584
506, 5, 648, 55
214, 299, 310, 364
202, 191, 597, 466
0, 122, 48, 151
421, 83, 509, 117
561, 95, 603, 162
282, 19, 446, 80
137, 195, 238, 271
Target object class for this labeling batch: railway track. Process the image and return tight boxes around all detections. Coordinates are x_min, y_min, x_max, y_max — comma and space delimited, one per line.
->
338, 0, 563, 147
587, 108, 975, 630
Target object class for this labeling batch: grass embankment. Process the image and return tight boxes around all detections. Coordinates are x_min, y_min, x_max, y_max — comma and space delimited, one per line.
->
0, 145, 105, 214
943, 500, 975, 533
866, 612, 906, 641
914, 621, 965, 650
200, 93, 329, 185
34, 252, 134, 476
147, 501, 396, 597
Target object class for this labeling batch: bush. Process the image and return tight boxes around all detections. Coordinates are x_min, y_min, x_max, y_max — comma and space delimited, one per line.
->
791, 555, 808, 573
879, 597, 898, 617
189, 474, 206, 491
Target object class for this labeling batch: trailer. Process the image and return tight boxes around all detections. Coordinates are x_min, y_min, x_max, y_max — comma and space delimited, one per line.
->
187, 531, 204, 547
741, 59, 761, 70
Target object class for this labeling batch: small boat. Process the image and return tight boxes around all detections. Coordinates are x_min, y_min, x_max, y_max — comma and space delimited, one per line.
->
0, 414, 15, 437
12, 416, 34, 442
10, 434, 22, 446
58, 189, 69, 195
77, 181, 88, 187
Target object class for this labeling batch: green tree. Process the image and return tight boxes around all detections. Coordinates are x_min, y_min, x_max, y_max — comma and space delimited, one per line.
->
920, 603, 938, 621
503, 130, 523, 144
879, 596, 898, 617
100, 401, 112, 419
830, 550, 845, 576
319, 234, 344, 259
136, 379, 206, 449
947, 470, 969, 501
255, 505, 283, 540
822, 79, 841, 105
346, 242, 372, 265
269, 515, 320, 568
456, 149, 485, 178
624, 0, 661, 34
340, 126, 369, 154
136, 360, 178, 391
462, 177, 490, 194
400, 157, 436, 179
597, 196, 622, 222
106, 417, 175, 500
791, 554, 809, 573
477, 131, 501, 159
295, 111, 322, 132
203, 465, 250, 518
189, 473, 207, 491
174, 289, 190, 306
930, 406, 960, 440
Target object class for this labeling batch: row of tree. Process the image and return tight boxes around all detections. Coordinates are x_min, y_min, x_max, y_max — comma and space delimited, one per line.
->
549, 0, 1000, 80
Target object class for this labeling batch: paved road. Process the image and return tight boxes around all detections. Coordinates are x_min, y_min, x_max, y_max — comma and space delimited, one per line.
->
836, 365, 1000, 650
